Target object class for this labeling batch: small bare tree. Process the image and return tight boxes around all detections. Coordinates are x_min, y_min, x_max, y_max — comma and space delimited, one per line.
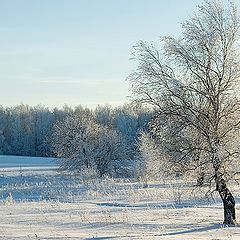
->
129, 0, 240, 224
52, 112, 130, 178
136, 130, 164, 187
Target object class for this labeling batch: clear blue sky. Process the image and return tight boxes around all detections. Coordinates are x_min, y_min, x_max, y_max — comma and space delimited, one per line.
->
0, 0, 233, 108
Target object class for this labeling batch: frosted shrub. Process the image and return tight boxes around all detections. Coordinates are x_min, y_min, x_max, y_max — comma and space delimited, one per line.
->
4, 192, 14, 205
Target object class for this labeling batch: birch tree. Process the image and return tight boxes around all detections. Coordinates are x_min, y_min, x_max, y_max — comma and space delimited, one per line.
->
129, 0, 240, 224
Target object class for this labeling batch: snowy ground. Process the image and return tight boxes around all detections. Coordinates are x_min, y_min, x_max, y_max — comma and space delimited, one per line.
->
0, 156, 239, 239
0, 155, 57, 176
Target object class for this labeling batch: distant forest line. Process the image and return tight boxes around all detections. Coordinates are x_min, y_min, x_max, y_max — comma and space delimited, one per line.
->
0, 103, 152, 159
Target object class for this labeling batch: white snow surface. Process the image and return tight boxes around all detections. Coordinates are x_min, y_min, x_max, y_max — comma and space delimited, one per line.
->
0, 155, 239, 239
0, 155, 57, 175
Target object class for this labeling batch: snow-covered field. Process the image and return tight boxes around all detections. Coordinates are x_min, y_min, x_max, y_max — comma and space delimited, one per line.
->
0, 156, 239, 239
0, 155, 57, 175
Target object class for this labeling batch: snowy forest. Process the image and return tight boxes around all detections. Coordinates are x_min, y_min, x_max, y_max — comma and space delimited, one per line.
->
0, 103, 153, 177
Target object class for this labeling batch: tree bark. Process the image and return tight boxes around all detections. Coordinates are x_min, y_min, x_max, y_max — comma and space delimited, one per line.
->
216, 177, 236, 225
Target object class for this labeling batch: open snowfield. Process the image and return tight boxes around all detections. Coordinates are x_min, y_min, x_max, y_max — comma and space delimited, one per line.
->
0, 156, 239, 239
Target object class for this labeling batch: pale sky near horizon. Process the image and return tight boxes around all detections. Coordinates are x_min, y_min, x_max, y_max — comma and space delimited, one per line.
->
0, 0, 235, 108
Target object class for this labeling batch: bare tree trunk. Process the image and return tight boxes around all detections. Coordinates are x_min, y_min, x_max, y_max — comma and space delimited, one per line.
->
216, 177, 236, 225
